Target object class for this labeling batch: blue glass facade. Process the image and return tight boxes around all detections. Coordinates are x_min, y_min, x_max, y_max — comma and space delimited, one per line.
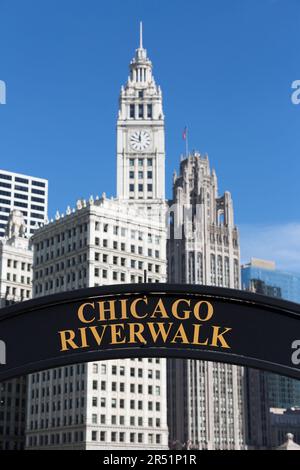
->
242, 260, 300, 409
241, 264, 300, 304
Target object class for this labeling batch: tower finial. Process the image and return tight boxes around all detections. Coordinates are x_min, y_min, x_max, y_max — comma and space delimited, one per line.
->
140, 21, 143, 48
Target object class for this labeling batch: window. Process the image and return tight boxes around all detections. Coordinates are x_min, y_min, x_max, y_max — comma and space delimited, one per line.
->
92, 397, 97, 407
91, 431, 97, 441
32, 188, 45, 195
32, 196, 44, 203
129, 184, 134, 192
129, 171, 134, 179
138, 184, 143, 192
138, 104, 143, 118
15, 177, 28, 184
138, 90, 143, 98
130, 104, 135, 118
0, 190, 11, 197
31, 204, 44, 212
32, 180, 46, 188
0, 173, 12, 180
0, 182, 11, 188
129, 159, 135, 167
147, 184, 152, 192
147, 104, 152, 118
92, 380, 98, 390
111, 415, 117, 424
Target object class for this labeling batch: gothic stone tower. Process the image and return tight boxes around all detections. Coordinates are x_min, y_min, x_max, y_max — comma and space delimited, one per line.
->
167, 152, 245, 450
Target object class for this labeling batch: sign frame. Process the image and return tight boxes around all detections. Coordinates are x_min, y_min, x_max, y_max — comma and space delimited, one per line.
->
0, 283, 300, 381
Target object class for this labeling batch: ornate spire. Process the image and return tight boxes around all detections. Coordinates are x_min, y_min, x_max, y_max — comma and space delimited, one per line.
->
128, 22, 153, 85
139, 21, 143, 49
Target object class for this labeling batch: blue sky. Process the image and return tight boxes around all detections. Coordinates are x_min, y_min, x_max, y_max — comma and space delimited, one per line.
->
0, 0, 300, 269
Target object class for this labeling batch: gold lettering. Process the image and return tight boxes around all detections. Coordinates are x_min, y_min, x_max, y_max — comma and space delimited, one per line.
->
97, 300, 116, 321
120, 299, 128, 320
110, 324, 126, 344
89, 325, 108, 345
79, 327, 89, 348
194, 301, 214, 322
128, 323, 146, 344
147, 322, 173, 343
192, 324, 209, 345
130, 297, 148, 319
59, 330, 79, 351
211, 326, 232, 348
77, 302, 95, 323
151, 298, 169, 318
171, 299, 191, 320
171, 324, 189, 344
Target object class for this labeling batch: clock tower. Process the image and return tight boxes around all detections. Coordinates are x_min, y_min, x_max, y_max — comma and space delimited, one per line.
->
117, 23, 165, 211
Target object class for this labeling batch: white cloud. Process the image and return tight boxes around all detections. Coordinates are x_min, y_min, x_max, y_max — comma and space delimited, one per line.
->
239, 223, 300, 273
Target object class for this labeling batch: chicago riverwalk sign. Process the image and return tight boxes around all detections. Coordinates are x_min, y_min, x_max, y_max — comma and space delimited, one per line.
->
0, 283, 300, 381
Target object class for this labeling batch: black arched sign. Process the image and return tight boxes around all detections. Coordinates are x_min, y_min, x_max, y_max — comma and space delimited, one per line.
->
0, 283, 300, 381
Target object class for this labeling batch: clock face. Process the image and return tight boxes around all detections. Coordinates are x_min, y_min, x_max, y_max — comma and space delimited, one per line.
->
130, 130, 151, 151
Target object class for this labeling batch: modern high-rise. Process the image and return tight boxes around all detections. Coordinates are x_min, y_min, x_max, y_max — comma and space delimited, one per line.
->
167, 152, 245, 450
242, 258, 300, 410
25, 25, 168, 450
0, 170, 48, 239
269, 408, 300, 448
0, 210, 33, 449
242, 258, 300, 449
242, 258, 300, 304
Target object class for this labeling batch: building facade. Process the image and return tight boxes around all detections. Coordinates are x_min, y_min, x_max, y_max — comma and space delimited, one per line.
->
117, 22, 165, 214
0, 170, 48, 239
242, 258, 300, 410
167, 152, 245, 449
25, 27, 169, 450
270, 408, 300, 448
0, 210, 33, 449
242, 258, 300, 304
242, 258, 300, 449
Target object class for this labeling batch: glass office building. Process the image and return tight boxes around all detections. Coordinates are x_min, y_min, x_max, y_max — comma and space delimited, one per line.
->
242, 258, 300, 410
241, 258, 300, 304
